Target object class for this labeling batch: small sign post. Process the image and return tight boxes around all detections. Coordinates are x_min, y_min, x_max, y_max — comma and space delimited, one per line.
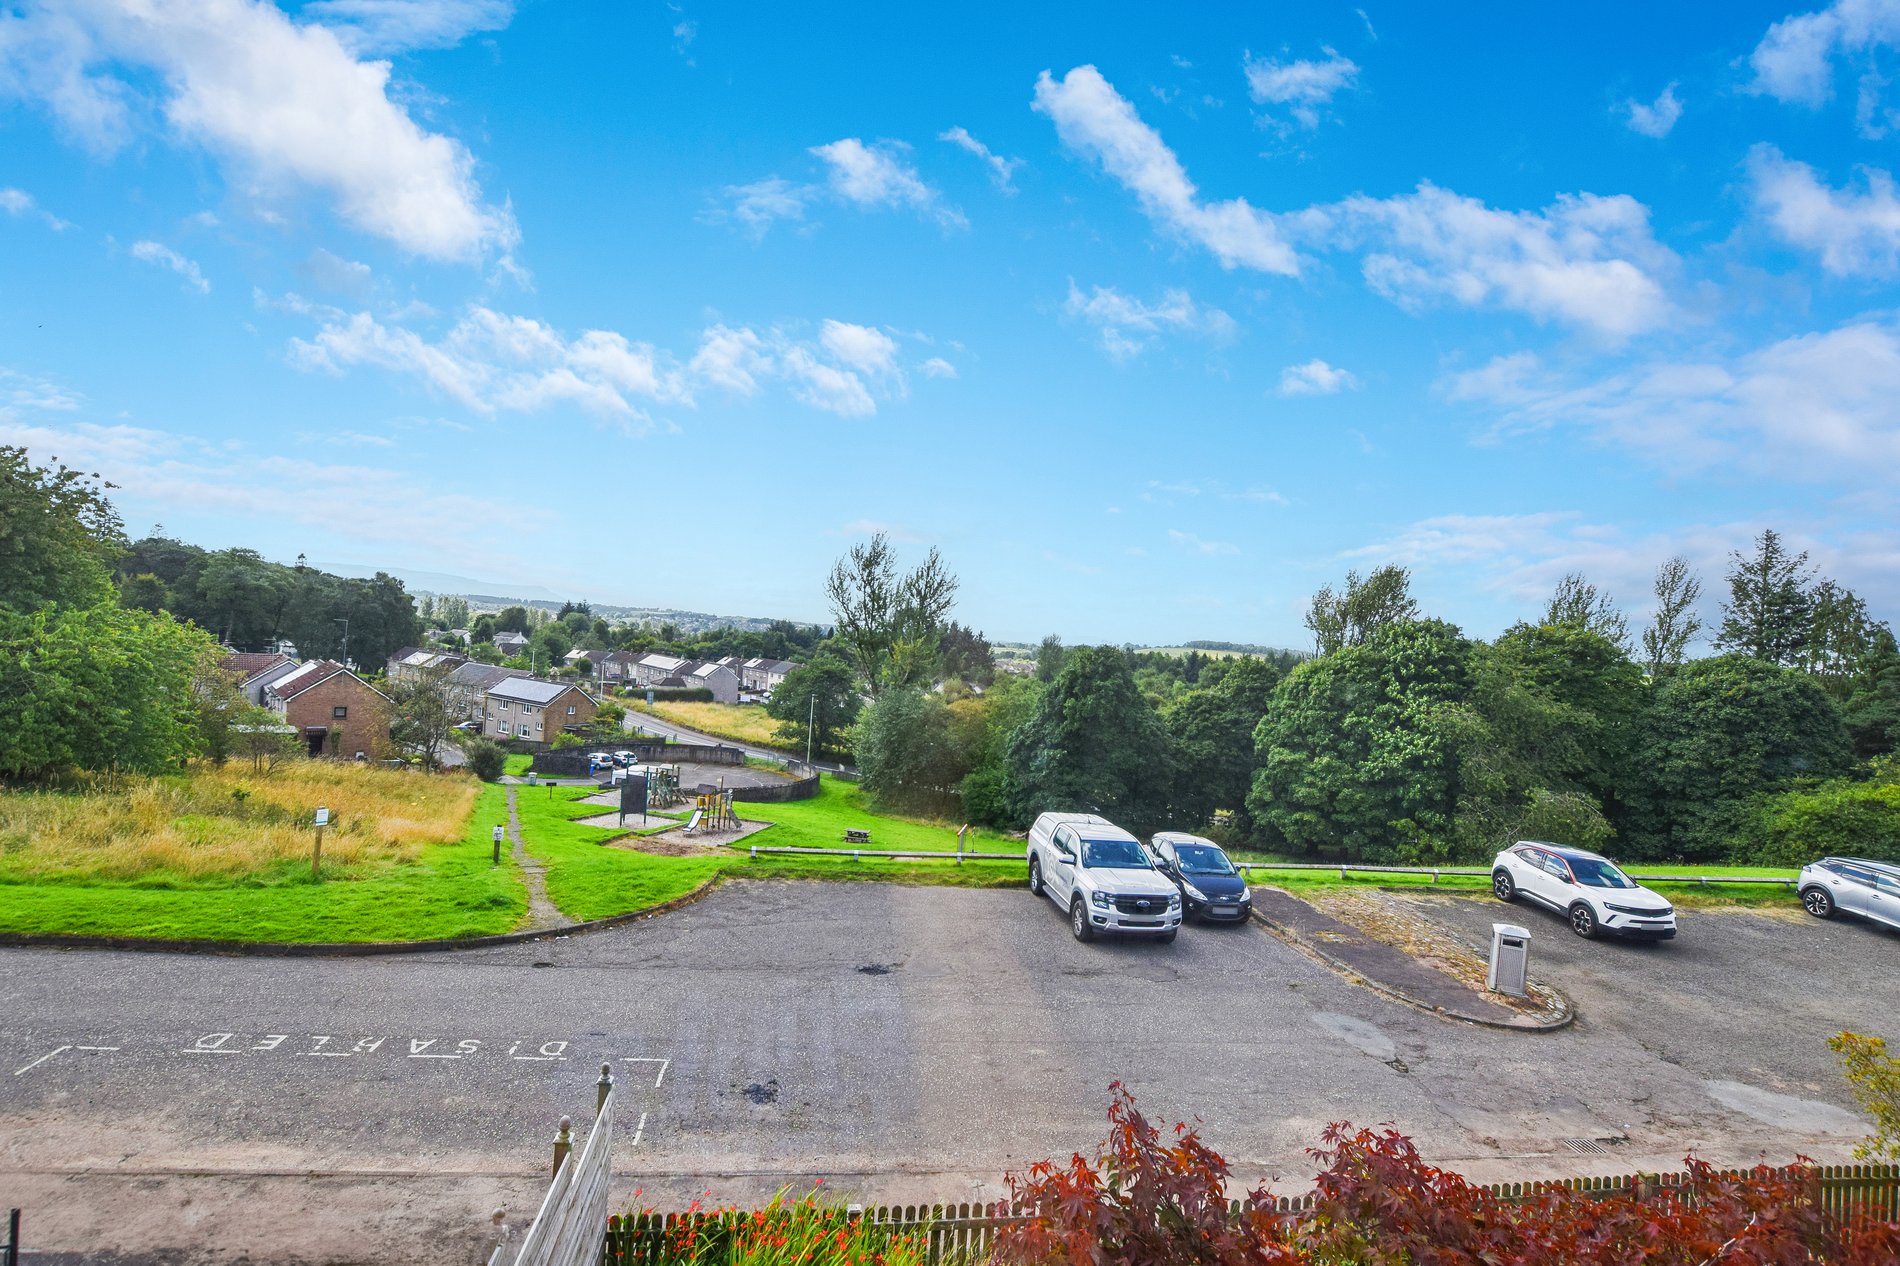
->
957, 823, 969, 867
491, 824, 504, 866
312, 806, 330, 879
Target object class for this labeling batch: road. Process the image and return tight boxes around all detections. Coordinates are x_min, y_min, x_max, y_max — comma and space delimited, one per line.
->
620, 707, 858, 775
1, 882, 1892, 1264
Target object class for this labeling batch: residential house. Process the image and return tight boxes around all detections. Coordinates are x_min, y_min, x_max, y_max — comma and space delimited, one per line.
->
684, 661, 740, 704
493, 631, 530, 656
220, 651, 301, 707
599, 650, 642, 684
264, 660, 392, 759
482, 679, 599, 745
741, 657, 800, 695
386, 647, 468, 685
444, 661, 534, 722
632, 653, 688, 685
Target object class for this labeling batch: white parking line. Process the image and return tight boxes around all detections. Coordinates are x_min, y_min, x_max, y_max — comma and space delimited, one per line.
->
622, 1057, 669, 1087
12, 1046, 69, 1076
631, 1112, 648, 1146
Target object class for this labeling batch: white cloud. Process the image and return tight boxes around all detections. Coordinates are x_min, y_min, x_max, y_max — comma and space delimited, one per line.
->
1242, 47, 1359, 129
1445, 315, 1900, 481
1299, 183, 1676, 340
0, 0, 515, 261
288, 307, 928, 422
919, 356, 957, 379
1749, 0, 1900, 106
819, 320, 899, 376
718, 177, 810, 237
1062, 281, 1236, 359
1033, 64, 1298, 275
1166, 528, 1239, 556
939, 125, 1023, 192
1277, 359, 1359, 396
1749, 143, 1900, 276
130, 239, 210, 293
1624, 83, 1683, 137
0, 185, 70, 229
809, 138, 965, 229
0, 367, 81, 416
299, 0, 514, 56
301, 247, 374, 298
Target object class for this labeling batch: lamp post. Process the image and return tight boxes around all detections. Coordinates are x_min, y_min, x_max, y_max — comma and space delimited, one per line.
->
334, 617, 350, 669
806, 692, 816, 765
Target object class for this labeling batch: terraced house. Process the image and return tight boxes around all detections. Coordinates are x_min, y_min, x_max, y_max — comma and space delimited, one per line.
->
481, 679, 598, 745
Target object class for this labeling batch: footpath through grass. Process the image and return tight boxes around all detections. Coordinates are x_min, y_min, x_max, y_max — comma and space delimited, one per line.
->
0, 775, 528, 942
512, 786, 727, 921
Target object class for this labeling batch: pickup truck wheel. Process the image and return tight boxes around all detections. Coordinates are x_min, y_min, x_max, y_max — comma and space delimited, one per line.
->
1070, 898, 1095, 942
1028, 856, 1043, 896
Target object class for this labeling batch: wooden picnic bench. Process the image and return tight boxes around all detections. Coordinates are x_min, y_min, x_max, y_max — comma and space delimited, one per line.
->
843, 828, 872, 845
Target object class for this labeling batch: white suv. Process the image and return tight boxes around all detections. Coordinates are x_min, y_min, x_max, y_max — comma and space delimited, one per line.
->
1491, 841, 1676, 940
1026, 812, 1181, 943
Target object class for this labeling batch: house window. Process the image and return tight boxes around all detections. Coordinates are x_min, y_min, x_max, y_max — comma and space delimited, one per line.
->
333, 706, 348, 719
567, 705, 576, 715
535, 721, 543, 732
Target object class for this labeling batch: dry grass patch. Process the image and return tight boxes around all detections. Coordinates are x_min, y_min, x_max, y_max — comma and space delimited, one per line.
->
629, 700, 789, 749
0, 762, 478, 885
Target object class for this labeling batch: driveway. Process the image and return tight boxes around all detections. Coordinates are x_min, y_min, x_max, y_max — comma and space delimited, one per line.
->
0, 882, 1888, 1264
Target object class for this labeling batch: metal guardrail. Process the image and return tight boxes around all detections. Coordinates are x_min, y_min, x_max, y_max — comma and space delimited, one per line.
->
740, 848, 1798, 888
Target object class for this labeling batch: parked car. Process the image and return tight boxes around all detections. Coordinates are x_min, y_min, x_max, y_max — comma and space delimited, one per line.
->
1026, 812, 1181, 943
1491, 841, 1676, 940
1798, 857, 1900, 931
587, 751, 615, 770
1148, 832, 1252, 923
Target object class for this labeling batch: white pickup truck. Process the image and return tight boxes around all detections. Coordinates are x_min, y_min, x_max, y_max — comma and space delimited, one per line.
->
1026, 812, 1181, 943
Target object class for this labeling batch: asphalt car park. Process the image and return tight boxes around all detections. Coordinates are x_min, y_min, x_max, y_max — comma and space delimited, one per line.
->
1, 881, 1890, 1265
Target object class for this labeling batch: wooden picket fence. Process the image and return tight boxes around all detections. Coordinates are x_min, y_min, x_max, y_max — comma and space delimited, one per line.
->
600, 1163, 1900, 1265
492, 1085, 618, 1266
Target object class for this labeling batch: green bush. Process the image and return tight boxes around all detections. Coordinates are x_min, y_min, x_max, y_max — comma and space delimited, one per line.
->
462, 737, 506, 782
1746, 759, 1900, 865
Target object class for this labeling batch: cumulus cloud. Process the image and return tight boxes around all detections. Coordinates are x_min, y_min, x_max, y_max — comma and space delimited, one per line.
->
1749, 143, 1900, 276
1444, 315, 1900, 481
717, 177, 810, 237
1749, 0, 1900, 106
1242, 47, 1359, 128
299, 0, 514, 55
130, 239, 210, 293
939, 125, 1023, 192
0, 0, 516, 261
810, 138, 965, 228
1297, 183, 1676, 340
1624, 83, 1683, 137
1277, 359, 1359, 396
289, 307, 928, 422
919, 356, 957, 379
1033, 64, 1298, 274
0, 186, 71, 229
1062, 281, 1235, 360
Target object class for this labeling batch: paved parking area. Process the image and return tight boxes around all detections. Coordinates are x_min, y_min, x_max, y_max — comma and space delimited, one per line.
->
0, 880, 1891, 1264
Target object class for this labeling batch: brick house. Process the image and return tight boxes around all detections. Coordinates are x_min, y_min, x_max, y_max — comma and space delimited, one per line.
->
220, 651, 301, 706
264, 660, 393, 759
482, 679, 598, 745
444, 661, 534, 722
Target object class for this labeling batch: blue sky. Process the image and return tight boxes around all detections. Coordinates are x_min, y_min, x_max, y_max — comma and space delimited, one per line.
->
3, 1, 1898, 648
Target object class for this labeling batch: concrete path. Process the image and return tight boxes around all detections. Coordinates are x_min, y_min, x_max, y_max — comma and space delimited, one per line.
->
505, 785, 565, 932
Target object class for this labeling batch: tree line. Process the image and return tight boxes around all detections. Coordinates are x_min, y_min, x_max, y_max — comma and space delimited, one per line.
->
850, 535, 1899, 867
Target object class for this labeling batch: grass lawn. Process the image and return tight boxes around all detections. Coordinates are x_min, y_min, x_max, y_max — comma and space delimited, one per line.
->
627, 700, 797, 752
0, 773, 527, 942
738, 776, 1018, 853
512, 786, 727, 921
503, 754, 535, 776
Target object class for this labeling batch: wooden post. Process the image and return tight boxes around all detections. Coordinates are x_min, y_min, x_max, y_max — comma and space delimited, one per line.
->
597, 1062, 614, 1115
551, 1115, 572, 1180
312, 806, 329, 881
492, 824, 504, 867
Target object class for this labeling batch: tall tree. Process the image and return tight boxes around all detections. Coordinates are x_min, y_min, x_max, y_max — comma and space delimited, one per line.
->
766, 654, 861, 758
1642, 556, 1703, 677
1716, 529, 1814, 665
1007, 645, 1175, 833
854, 688, 966, 814
387, 665, 460, 770
1304, 565, 1420, 656
1542, 572, 1630, 650
1035, 634, 1067, 683
0, 446, 123, 610
1163, 656, 1283, 833
824, 532, 959, 697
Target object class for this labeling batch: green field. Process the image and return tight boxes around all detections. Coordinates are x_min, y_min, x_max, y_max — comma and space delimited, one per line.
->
512, 786, 726, 920
0, 779, 528, 942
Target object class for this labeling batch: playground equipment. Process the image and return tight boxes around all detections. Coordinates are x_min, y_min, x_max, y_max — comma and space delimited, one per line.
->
682, 787, 740, 835
642, 764, 682, 810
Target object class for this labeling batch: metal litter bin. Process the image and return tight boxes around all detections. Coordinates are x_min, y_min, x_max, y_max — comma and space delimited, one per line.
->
1488, 922, 1530, 997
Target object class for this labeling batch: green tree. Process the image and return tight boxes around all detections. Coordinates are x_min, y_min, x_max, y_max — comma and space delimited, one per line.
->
1034, 634, 1067, 683
955, 673, 1045, 825
1625, 655, 1853, 860
1641, 555, 1703, 677
1163, 656, 1283, 832
855, 689, 965, 814
1830, 1031, 1900, 1163
1542, 572, 1630, 651
1249, 620, 1469, 861
1006, 645, 1175, 834
1716, 529, 1814, 666
463, 736, 507, 781
1842, 628, 1900, 759
119, 571, 169, 613
1303, 565, 1419, 656
0, 446, 123, 610
824, 532, 959, 697
766, 654, 861, 757
387, 666, 459, 770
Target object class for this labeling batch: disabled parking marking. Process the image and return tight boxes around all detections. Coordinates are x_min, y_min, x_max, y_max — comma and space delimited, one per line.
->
12, 1044, 119, 1076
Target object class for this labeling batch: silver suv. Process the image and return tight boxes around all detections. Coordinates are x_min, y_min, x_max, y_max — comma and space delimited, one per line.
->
1799, 857, 1900, 931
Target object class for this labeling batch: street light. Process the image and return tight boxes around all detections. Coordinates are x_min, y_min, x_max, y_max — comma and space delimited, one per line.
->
334, 617, 350, 668
806, 693, 816, 766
